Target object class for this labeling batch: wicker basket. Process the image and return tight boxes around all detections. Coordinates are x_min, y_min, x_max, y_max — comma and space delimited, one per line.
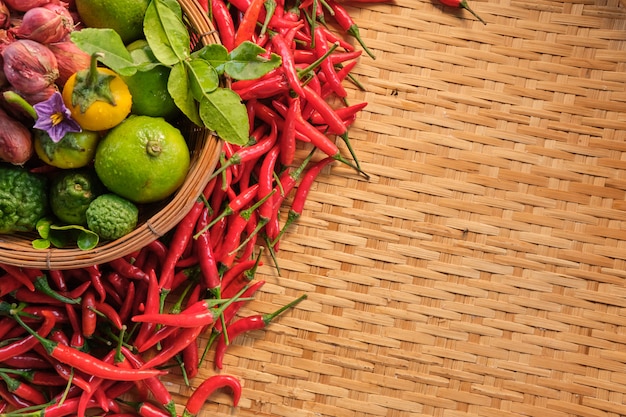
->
0, 0, 222, 270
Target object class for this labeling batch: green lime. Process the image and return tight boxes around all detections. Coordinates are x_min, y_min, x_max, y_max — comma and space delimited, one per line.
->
49, 169, 104, 226
94, 115, 190, 204
86, 194, 138, 240
75, 0, 150, 44
122, 40, 179, 119
34, 130, 100, 169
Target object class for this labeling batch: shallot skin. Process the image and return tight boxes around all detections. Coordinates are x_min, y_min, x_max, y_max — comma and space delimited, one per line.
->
13, 7, 74, 44
1, 39, 59, 94
0, 107, 33, 165
4, 0, 52, 13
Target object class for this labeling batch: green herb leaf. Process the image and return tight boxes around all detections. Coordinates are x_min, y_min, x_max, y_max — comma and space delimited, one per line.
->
70, 29, 137, 76
77, 231, 100, 251
186, 58, 219, 101
50, 224, 100, 250
168, 62, 201, 126
199, 88, 248, 146
225, 41, 282, 80
194, 44, 230, 74
195, 42, 281, 80
144, 0, 190, 66
32, 239, 50, 250
35, 217, 53, 240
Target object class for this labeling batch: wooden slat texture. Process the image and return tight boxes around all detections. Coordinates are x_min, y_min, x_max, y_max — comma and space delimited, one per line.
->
167, 0, 626, 416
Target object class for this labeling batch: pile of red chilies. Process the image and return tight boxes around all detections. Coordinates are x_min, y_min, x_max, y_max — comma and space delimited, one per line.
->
0, 0, 387, 415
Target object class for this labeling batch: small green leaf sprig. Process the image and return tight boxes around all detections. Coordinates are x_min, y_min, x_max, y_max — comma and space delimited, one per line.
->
70, 0, 281, 146
33, 217, 100, 251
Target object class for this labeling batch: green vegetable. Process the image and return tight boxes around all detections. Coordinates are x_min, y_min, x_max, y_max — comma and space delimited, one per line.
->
86, 194, 139, 241
49, 169, 104, 226
0, 165, 48, 234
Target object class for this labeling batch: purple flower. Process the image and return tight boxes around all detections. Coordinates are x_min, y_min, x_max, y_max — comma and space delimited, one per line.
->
33, 92, 82, 142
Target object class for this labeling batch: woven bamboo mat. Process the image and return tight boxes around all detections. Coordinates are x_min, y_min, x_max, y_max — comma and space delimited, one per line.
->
167, 0, 626, 416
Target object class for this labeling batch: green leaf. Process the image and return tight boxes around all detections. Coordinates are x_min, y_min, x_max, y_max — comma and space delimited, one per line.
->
77, 231, 100, 251
32, 239, 51, 250
186, 58, 219, 101
70, 29, 137, 76
49, 224, 100, 250
199, 88, 248, 145
168, 62, 201, 126
144, 0, 190, 66
35, 217, 54, 240
47, 230, 74, 249
225, 41, 282, 80
194, 44, 229, 74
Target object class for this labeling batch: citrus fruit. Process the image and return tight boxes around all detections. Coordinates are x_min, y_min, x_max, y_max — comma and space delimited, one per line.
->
74, 0, 150, 44
34, 130, 100, 169
49, 169, 104, 226
122, 40, 179, 119
94, 115, 190, 204
86, 194, 138, 240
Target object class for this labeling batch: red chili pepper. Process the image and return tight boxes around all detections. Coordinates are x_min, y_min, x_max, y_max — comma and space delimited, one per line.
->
217, 190, 275, 267
195, 208, 221, 294
118, 281, 136, 324
0, 352, 49, 370
213, 279, 265, 335
234, 0, 266, 47
0, 370, 48, 405
132, 298, 224, 328
121, 346, 177, 417
81, 289, 97, 338
310, 101, 368, 125
182, 338, 199, 379
438, 0, 486, 24
214, 294, 307, 369
271, 33, 306, 97
194, 183, 260, 238
77, 349, 117, 417
182, 374, 242, 416
159, 177, 218, 292
8, 369, 66, 387
108, 257, 149, 282
293, 49, 362, 65
313, 26, 348, 98
326, 0, 375, 58
0, 310, 55, 363
258, 144, 281, 222
94, 300, 124, 330
0, 383, 33, 409
302, 85, 348, 136
280, 96, 299, 166
83, 264, 106, 303
0, 274, 24, 297
32, 344, 94, 394
234, 73, 290, 100
211, 0, 236, 50
139, 326, 204, 370
105, 271, 128, 297
133, 269, 160, 350
13, 311, 165, 382
210, 124, 277, 181
0, 263, 34, 291
135, 401, 173, 417
220, 258, 258, 294
274, 156, 335, 242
